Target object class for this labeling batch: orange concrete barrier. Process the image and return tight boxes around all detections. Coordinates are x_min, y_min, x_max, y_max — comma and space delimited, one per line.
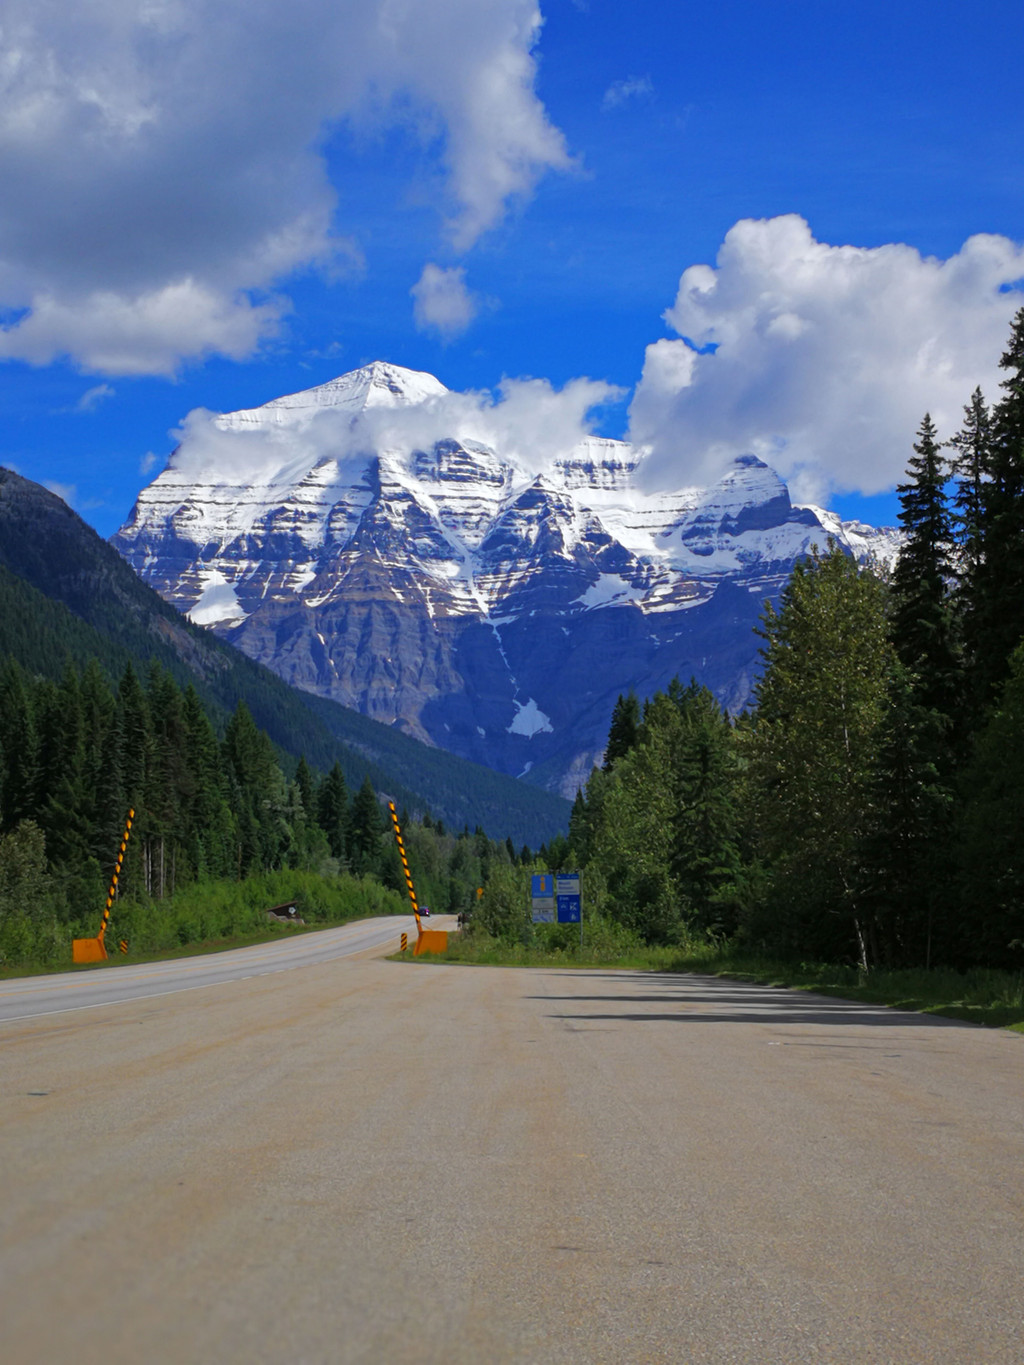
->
72, 936, 108, 964
414, 930, 448, 956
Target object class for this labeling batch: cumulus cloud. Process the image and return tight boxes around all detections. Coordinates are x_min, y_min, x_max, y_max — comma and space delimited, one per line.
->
0, 0, 569, 376
602, 76, 653, 111
167, 373, 623, 484
629, 215, 1024, 501
411, 264, 477, 339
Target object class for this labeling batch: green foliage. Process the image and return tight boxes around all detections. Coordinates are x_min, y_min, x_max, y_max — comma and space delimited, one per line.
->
0, 820, 69, 967
745, 545, 894, 963
957, 641, 1024, 967
108, 870, 405, 955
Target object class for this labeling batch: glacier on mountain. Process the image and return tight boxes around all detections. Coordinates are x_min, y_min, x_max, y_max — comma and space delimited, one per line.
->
113, 361, 899, 796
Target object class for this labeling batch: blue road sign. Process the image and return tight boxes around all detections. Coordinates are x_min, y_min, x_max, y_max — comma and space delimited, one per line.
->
557, 895, 581, 923
531, 873, 555, 923
556, 873, 581, 923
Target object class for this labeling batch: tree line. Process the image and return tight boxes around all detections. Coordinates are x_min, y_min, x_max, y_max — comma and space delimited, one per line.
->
557, 308, 1024, 973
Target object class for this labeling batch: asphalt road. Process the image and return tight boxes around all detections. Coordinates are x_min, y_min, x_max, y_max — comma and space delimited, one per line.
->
0, 915, 424, 1023
2, 940, 1022, 1364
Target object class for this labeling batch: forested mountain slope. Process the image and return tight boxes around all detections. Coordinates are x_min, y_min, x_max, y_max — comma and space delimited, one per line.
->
0, 469, 568, 845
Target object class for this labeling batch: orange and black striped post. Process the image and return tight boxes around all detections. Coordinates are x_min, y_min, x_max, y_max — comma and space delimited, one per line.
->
387, 802, 421, 928
387, 801, 449, 957
98, 807, 135, 947
72, 806, 135, 964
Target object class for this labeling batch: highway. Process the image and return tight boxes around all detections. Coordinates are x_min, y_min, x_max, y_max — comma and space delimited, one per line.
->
0, 915, 423, 1023
2, 935, 1023, 1363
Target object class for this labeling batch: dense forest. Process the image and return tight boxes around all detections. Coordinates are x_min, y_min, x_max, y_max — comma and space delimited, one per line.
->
0, 656, 524, 965
479, 308, 1024, 974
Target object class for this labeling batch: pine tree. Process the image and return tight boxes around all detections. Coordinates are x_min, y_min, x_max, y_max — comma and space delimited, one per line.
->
317, 762, 348, 861
181, 684, 232, 880
347, 776, 383, 876
664, 681, 741, 934
949, 387, 992, 592
968, 307, 1024, 701
603, 692, 640, 770
891, 414, 959, 718
294, 756, 316, 821
858, 663, 954, 967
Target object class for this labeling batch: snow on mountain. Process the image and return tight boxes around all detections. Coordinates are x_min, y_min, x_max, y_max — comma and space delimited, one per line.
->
113, 362, 900, 796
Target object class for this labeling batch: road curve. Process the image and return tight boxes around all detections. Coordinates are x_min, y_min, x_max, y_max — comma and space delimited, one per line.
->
2, 960, 1022, 1363
0, 915, 430, 1023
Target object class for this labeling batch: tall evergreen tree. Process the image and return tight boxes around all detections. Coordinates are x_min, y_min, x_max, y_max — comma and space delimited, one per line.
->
347, 775, 383, 876
891, 414, 959, 718
317, 761, 349, 861
968, 307, 1024, 701
663, 681, 741, 934
294, 756, 316, 821
859, 663, 955, 967
949, 387, 992, 592
603, 692, 640, 770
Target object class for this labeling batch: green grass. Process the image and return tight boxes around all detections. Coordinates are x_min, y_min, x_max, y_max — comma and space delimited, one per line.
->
405, 928, 1024, 1032
0, 869, 407, 978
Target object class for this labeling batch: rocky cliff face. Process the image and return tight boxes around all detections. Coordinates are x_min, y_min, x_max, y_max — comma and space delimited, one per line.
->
113, 362, 900, 795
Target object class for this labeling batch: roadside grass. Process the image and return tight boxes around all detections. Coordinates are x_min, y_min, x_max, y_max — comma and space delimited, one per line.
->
405, 928, 1024, 1033
0, 869, 407, 979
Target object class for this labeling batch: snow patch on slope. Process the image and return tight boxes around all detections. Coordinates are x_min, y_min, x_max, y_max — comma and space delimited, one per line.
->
507, 698, 553, 737
187, 570, 246, 626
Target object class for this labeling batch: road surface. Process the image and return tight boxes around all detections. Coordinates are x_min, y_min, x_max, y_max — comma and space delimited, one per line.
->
1, 939, 1022, 1363
0, 915, 425, 1023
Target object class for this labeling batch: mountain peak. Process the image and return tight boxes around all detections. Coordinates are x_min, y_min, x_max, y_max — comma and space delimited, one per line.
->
217, 361, 448, 432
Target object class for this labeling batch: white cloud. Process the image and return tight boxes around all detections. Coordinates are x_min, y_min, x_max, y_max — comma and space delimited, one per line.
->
602, 76, 653, 111
75, 383, 115, 412
0, 0, 569, 376
167, 372, 623, 484
0, 282, 286, 377
629, 215, 1024, 500
411, 264, 477, 339
140, 452, 161, 476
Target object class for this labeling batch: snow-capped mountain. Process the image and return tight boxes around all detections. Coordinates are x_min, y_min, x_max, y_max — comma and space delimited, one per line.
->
113, 362, 898, 796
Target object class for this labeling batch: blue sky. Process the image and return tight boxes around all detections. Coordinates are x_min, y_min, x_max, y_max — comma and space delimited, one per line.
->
2, 0, 1023, 537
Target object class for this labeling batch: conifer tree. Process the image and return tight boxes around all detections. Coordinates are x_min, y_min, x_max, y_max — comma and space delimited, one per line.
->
891, 414, 959, 718
317, 761, 348, 860
859, 663, 954, 967
181, 684, 232, 879
347, 775, 383, 875
294, 756, 316, 821
603, 692, 640, 769
949, 387, 992, 592
968, 307, 1024, 701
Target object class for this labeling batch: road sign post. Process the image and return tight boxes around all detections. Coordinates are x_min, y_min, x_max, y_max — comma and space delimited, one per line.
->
532, 871, 583, 947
